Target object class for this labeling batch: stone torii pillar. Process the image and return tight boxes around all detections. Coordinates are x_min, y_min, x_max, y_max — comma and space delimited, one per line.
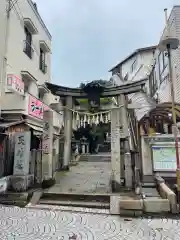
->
111, 106, 121, 192
63, 96, 73, 170
42, 110, 53, 181
118, 94, 133, 189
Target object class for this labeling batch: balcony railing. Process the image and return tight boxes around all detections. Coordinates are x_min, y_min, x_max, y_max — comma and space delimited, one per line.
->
39, 60, 47, 74
23, 40, 34, 59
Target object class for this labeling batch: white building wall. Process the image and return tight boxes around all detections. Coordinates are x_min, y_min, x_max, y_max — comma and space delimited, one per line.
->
0, 0, 63, 131
0, 0, 8, 99
111, 49, 155, 121
120, 51, 154, 85
6, 0, 51, 86
153, 6, 180, 103
1, 0, 51, 111
120, 54, 141, 81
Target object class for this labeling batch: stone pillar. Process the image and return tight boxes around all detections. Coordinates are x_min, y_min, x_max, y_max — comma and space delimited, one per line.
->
111, 107, 121, 192
13, 132, 31, 176
118, 94, 133, 188
42, 110, 53, 180
117, 95, 124, 181
63, 96, 73, 169
82, 144, 85, 154
141, 136, 153, 182
117, 94, 128, 137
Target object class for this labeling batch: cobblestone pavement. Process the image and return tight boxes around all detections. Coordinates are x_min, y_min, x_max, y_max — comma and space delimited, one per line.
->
47, 161, 111, 194
1, 205, 180, 239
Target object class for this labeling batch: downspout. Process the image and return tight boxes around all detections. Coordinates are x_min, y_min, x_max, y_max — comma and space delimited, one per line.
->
0, 0, 11, 118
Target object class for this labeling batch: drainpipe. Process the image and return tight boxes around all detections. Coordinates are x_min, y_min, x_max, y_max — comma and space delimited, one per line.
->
0, 0, 11, 118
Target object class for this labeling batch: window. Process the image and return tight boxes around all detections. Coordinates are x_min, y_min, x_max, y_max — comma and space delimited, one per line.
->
158, 51, 169, 84
163, 51, 168, 67
23, 27, 34, 59
39, 48, 47, 74
130, 58, 137, 73
38, 91, 41, 99
149, 64, 158, 98
158, 52, 164, 74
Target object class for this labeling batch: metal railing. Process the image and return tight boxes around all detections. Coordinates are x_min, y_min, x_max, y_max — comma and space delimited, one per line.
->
23, 40, 34, 59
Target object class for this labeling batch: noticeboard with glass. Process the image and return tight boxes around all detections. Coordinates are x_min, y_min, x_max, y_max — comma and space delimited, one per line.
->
152, 145, 179, 171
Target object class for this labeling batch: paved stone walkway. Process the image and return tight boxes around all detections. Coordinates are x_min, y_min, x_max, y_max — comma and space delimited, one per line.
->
46, 161, 111, 194
1, 205, 180, 239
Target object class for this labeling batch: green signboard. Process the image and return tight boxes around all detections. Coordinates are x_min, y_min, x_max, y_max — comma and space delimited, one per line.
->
152, 145, 177, 171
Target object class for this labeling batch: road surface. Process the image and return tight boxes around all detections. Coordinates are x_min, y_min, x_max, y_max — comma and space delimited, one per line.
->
0, 205, 180, 239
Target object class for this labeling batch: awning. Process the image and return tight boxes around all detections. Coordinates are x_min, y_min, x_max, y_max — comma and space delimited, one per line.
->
0, 120, 25, 129
26, 123, 43, 136
26, 123, 61, 137
140, 102, 180, 123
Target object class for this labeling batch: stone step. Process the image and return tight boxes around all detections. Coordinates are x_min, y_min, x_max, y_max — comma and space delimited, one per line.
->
0, 199, 27, 207
0, 192, 29, 206
39, 192, 110, 209
0, 193, 28, 207
80, 155, 111, 162
42, 192, 110, 202
26, 204, 110, 214
39, 199, 110, 209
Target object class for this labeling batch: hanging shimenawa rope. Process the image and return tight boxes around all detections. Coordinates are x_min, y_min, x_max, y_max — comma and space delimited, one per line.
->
61, 104, 125, 116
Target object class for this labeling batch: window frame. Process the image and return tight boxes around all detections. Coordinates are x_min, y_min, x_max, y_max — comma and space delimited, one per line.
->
23, 27, 33, 59
158, 51, 169, 84
149, 64, 158, 98
130, 58, 137, 73
39, 48, 47, 74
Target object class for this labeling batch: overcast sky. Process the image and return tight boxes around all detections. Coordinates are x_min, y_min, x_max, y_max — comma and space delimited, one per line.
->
36, 0, 179, 87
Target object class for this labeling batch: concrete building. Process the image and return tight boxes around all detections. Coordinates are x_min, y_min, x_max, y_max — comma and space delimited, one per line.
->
109, 46, 156, 82
109, 5, 180, 122
149, 5, 180, 104
0, 0, 63, 145
109, 46, 156, 120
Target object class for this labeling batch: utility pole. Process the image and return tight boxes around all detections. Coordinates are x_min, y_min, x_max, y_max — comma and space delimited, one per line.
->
0, 0, 11, 118
158, 8, 180, 200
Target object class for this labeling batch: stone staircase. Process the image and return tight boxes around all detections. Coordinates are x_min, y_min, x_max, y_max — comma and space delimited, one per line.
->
27, 191, 111, 214
80, 153, 111, 162
27, 153, 112, 213
98, 142, 111, 152
38, 192, 110, 209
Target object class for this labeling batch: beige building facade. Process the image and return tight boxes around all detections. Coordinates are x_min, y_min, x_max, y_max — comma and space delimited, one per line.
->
0, 0, 63, 135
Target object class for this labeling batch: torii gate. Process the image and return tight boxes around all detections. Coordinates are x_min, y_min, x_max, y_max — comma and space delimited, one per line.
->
46, 78, 147, 191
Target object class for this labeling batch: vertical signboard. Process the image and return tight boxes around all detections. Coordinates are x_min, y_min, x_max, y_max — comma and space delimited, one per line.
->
42, 110, 53, 179
13, 132, 31, 175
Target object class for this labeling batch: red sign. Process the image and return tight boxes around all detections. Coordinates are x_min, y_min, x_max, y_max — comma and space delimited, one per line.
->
28, 96, 44, 119
7, 74, 24, 95
28, 96, 52, 120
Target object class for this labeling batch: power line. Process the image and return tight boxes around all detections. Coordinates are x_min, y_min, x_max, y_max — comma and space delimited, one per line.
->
9, 0, 19, 11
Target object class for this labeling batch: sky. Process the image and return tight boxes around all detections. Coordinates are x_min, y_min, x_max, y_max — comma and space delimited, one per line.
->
35, 0, 179, 87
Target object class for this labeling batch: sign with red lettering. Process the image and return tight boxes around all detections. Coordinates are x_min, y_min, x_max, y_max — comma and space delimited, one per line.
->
6, 74, 24, 95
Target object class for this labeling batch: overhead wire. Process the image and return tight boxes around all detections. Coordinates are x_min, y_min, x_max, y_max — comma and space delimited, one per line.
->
9, 0, 19, 11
